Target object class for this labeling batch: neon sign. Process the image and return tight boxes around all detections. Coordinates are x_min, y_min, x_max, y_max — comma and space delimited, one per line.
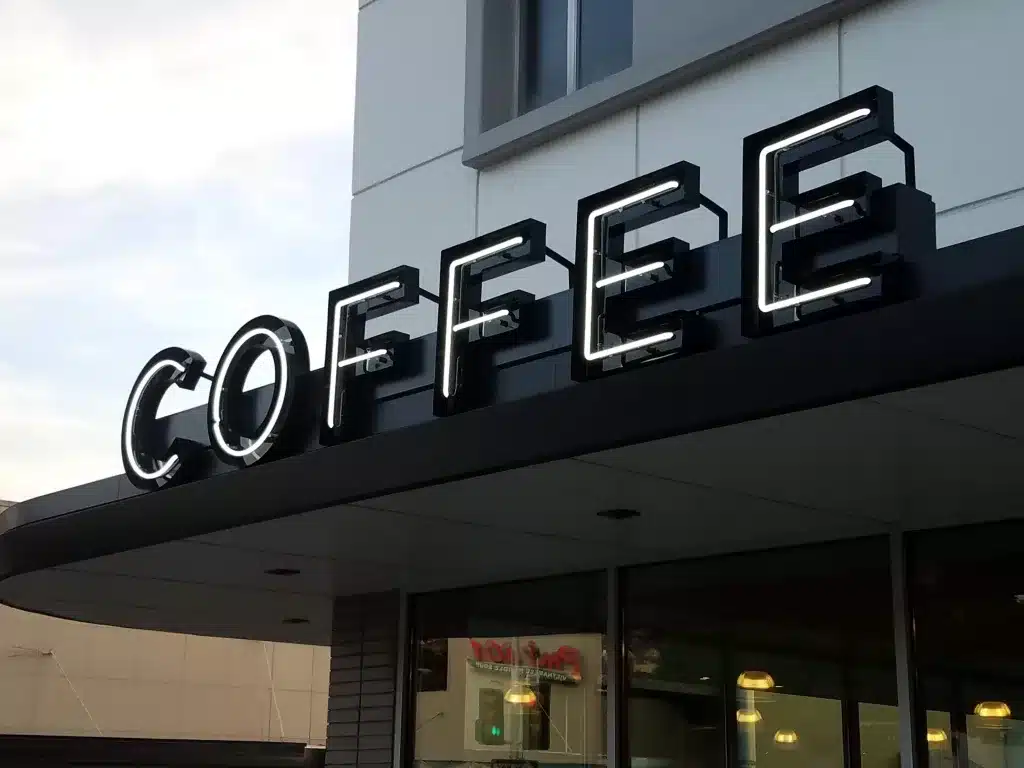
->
121, 86, 935, 491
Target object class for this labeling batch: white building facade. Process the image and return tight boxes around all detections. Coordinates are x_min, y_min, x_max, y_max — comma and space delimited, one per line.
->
348, 0, 1024, 341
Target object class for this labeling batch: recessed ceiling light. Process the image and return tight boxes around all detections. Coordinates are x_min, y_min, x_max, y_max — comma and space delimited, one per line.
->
282, 617, 310, 625
597, 508, 640, 520
266, 567, 301, 576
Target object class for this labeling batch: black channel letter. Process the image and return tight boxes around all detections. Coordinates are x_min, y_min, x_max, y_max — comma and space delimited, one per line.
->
741, 85, 932, 336
321, 266, 420, 445
434, 219, 546, 416
121, 347, 207, 491
207, 315, 309, 467
573, 160, 724, 381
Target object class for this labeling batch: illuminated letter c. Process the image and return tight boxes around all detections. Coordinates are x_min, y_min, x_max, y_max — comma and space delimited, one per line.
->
121, 347, 208, 491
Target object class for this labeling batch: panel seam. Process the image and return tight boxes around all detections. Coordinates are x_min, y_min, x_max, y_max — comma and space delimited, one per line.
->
354, 146, 464, 197
936, 184, 1024, 217
474, 170, 481, 237
837, 16, 846, 178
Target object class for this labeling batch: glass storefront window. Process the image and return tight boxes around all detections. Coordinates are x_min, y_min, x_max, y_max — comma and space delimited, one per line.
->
410, 573, 607, 768
911, 521, 1024, 768
625, 537, 898, 768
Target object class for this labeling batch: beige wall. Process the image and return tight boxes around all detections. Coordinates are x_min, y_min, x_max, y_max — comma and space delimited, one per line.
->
0, 498, 329, 743
0, 604, 329, 743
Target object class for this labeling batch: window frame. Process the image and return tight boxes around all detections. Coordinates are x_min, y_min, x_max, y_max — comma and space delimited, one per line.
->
513, 0, 583, 120
398, 534, 924, 768
463, 0, 887, 170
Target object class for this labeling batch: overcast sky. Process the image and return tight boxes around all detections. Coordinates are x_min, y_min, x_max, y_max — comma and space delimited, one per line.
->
0, 0, 358, 502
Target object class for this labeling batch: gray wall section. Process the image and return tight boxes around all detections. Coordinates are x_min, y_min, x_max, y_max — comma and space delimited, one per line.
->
327, 592, 401, 768
633, 0, 860, 66
464, 0, 884, 168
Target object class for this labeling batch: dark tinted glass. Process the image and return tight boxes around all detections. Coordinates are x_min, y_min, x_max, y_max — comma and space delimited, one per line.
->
910, 521, 1024, 768
625, 537, 897, 768
520, 0, 568, 113
411, 573, 607, 768
578, 0, 633, 88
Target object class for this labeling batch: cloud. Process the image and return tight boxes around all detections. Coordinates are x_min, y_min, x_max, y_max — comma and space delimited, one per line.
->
0, 367, 121, 502
0, 0, 356, 198
0, 0, 358, 501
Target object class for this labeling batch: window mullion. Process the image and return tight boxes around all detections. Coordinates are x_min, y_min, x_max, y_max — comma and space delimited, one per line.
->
566, 0, 579, 95
512, 0, 524, 118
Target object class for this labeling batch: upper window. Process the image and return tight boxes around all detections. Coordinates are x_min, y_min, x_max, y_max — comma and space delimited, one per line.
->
518, 0, 633, 116
466, 0, 876, 168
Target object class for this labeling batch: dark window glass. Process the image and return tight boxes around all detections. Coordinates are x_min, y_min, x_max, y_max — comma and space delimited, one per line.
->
520, 0, 568, 113
910, 521, 1024, 768
578, 0, 633, 88
411, 573, 607, 768
418, 638, 449, 692
522, 683, 552, 750
625, 537, 897, 768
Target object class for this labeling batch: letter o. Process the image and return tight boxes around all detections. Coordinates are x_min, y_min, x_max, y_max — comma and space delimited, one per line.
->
207, 315, 309, 467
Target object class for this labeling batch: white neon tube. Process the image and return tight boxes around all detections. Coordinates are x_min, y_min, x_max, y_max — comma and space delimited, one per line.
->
336, 281, 401, 309
452, 309, 510, 332
442, 236, 524, 398
326, 280, 402, 429
585, 331, 676, 361
595, 261, 666, 289
757, 108, 872, 313
584, 181, 679, 362
123, 359, 186, 481
337, 349, 388, 369
211, 327, 289, 459
769, 199, 856, 233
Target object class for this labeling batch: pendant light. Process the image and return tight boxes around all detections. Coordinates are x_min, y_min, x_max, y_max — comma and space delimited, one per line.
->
737, 670, 775, 691
505, 682, 537, 707
974, 701, 1011, 718
736, 708, 762, 724
774, 729, 799, 748
926, 728, 949, 746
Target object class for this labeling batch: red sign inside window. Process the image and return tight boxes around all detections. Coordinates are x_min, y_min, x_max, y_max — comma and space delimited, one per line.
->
469, 640, 582, 683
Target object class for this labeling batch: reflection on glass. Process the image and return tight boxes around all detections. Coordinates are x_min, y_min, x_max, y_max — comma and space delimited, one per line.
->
734, 655, 844, 768
861, 703, 900, 768
911, 522, 1024, 768
577, 0, 633, 88
924, 711, 954, 768
520, 0, 568, 113
967, 711, 1024, 768
411, 573, 607, 768
625, 537, 897, 768
738, 691, 842, 768
626, 636, 724, 768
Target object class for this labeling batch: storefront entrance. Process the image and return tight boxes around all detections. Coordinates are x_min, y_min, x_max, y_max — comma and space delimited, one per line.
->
405, 521, 1024, 768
